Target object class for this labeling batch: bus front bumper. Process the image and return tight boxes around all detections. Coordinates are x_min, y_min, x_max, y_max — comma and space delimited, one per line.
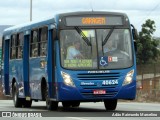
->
57, 81, 136, 101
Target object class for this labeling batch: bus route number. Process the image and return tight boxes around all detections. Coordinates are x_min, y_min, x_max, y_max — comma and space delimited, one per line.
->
102, 80, 118, 86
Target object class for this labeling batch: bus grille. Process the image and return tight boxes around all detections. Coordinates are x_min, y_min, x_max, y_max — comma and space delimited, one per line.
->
77, 72, 120, 80
78, 72, 120, 98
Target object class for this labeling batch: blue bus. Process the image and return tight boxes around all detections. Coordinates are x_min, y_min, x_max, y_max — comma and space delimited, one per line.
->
2, 11, 138, 110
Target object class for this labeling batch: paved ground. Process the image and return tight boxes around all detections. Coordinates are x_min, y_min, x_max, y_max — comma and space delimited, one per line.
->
0, 100, 159, 120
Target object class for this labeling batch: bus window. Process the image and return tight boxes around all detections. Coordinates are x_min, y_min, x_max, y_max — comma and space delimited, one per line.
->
30, 30, 38, 57
60, 30, 97, 69
17, 33, 24, 59
40, 27, 48, 56
10, 35, 17, 59
97, 29, 133, 69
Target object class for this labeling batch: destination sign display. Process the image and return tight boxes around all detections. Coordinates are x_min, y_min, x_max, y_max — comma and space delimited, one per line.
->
82, 17, 106, 25
65, 16, 123, 26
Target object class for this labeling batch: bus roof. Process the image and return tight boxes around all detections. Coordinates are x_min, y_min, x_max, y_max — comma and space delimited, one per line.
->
3, 11, 128, 36
58, 11, 128, 18
57, 11, 129, 28
3, 17, 55, 36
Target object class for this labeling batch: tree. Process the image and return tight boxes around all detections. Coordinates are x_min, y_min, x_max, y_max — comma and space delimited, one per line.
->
137, 19, 160, 64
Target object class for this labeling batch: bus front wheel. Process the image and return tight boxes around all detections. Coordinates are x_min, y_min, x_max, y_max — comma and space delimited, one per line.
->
71, 102, 80, 107
45, 87, 58, 110
104, 99, 117, 111
62, 101, 80, 108
46, 99, 58, 110
23, 100, 32, 108
62, 102, 71, 108
12, 82, 23, 108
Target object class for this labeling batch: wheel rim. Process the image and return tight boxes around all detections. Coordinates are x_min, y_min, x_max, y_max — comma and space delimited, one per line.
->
46, 98, 50, 107
45, 87, 50, 108
13, 86, 17, 105
14, 93, 17, 102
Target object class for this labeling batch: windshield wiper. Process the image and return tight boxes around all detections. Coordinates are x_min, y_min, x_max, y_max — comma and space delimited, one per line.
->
75, 27, 92, 46
102, 27, 114, 46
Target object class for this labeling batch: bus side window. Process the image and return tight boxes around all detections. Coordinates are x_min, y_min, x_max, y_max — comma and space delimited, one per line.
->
40, 27, 48, 56
10, 35, 17, 59
30, 30, 38, 57
17, 33, 24, 59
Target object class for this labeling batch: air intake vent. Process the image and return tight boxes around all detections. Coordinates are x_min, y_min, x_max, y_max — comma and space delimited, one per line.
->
77, 72, 120, 80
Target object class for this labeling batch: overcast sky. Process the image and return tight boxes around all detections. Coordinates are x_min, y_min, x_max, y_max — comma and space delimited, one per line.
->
0, 0, 160, 36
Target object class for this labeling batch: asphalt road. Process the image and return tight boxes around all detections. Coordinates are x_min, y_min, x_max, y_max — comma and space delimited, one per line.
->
0, 100, 159, 120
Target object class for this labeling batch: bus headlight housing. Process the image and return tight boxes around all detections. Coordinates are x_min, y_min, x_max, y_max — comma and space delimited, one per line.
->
123, 70, 134, 86
61, 71, 75, 87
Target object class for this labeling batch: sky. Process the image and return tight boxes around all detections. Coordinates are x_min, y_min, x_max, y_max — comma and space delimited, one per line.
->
0, 0, 160, 37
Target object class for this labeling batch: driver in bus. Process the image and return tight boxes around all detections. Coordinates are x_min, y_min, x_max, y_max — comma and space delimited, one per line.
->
103, 39, 116, 53
66, 40, 84, 59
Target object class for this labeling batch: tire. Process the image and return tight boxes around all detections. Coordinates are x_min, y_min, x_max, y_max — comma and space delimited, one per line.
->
71, 102, 80, 107
12, 82, 23, 108
46, 100, 58, 110
45, 86, 58, 110
23, 100, 32, 108
41, 80, 46, 101
104, 99, 117, 111
62, 102, 71, 108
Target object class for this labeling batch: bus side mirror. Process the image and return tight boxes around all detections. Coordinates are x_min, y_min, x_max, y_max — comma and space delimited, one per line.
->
132, 28, 138, 40
131, 24, 138, 40
134, 40, 137, 52
131, 24, 138, 52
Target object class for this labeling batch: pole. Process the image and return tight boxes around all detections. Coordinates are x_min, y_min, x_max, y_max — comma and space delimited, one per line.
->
30, 0, 32, 21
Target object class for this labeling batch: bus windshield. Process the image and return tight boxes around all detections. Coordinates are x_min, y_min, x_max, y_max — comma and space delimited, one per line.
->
60, 29, 133, 70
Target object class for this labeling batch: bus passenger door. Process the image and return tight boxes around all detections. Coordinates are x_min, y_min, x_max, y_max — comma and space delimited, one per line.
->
23, 32, 30, 99
4, 39, 10, 95
47, 25, 56, 99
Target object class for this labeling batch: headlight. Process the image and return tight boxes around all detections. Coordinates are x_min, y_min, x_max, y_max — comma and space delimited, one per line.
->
61, 71, 75, 87
123, 70, 134, 86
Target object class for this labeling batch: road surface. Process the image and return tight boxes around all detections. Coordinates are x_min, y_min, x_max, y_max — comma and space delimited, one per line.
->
0, 100, 159, 120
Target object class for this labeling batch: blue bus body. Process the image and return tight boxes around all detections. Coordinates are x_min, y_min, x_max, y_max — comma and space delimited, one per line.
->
2, 11, 137, 110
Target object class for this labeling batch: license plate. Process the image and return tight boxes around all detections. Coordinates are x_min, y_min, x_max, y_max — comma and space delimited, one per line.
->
93, 90, 106, 95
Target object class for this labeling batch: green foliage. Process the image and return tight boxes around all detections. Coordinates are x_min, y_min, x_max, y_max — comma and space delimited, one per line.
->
136, 19, 160, 64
